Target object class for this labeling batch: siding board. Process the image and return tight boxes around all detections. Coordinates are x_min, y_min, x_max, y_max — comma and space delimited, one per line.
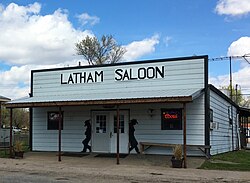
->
209, 90, 238, 155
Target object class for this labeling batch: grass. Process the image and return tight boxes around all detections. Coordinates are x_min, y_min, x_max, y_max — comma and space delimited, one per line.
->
0, 133, 30, 158
0, 149, 10, 158
200, 150, 250, 171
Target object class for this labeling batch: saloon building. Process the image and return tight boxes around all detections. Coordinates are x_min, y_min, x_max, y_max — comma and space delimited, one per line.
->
6, 55, 240, 165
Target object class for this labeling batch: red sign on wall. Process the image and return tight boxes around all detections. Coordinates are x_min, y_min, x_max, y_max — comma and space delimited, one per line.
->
163, 113, 179, 119
161, 109, 182, 130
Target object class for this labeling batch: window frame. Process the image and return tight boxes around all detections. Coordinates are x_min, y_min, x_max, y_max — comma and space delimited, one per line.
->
47, 111, 64, 130
210, 109, 213, 122
113, 114, 125, 133
228, 106, 233, 125
161, 108, 182, 130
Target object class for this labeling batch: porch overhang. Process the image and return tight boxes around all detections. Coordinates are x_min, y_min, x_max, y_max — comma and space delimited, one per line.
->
0, 95, 11, 102
5, 96, 193, 108
5, 88, 204, 108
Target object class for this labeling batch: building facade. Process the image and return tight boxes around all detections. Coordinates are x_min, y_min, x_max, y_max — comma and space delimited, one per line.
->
6, 55, 239, 157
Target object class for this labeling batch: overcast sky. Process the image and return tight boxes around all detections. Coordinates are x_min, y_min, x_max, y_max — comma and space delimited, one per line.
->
0, 0, 250, 99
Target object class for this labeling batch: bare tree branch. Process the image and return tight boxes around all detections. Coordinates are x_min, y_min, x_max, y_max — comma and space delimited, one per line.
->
75, 35, 126, 65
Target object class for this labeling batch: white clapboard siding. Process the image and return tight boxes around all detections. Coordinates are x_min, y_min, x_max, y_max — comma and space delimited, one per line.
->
32, 58, 205, 99
32, 106, 90, 152
31, 57, 207, 154
129, 95, 205, 155
32, 96, 205, 155
209, 90, 238, 155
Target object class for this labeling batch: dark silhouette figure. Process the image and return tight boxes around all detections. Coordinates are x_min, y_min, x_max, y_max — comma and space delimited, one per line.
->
129, 119, 140, 154
82, 120, 91, 152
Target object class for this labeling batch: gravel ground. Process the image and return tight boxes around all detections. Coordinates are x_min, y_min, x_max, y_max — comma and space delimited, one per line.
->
0, 152, 249, 183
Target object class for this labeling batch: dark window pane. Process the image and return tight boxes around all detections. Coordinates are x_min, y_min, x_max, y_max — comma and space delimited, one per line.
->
114, 115, 125, 133
161, 109, 182, 130
47, 112, 63, 130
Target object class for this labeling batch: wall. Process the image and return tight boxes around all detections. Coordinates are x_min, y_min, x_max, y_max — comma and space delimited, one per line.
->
32, 106, 91, 152
210, 90, 238, 155
31, 57, 206, 101
129, 96, 205, 155
32, 97, 206, 155
31, 56, 208, 155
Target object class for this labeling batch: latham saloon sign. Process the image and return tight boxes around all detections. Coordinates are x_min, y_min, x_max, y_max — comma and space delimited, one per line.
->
60, 66, 164, 84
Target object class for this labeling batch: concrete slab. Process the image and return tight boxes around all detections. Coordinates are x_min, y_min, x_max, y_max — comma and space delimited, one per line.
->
22, 152, 206, 169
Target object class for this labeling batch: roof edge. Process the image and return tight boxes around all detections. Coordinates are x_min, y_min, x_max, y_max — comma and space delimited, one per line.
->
208, 84, 238, 108
5, 96, 193, 108
31, 55, 208, 73
0, 95, 11, 102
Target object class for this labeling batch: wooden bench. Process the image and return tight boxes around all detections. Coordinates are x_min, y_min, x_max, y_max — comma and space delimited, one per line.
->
139, 142, 211, 158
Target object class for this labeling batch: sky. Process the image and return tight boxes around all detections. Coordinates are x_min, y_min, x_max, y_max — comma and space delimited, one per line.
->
0, 0, 250, 99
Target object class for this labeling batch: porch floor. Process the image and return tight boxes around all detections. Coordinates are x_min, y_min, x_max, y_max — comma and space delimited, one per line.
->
20, 151, 205, 169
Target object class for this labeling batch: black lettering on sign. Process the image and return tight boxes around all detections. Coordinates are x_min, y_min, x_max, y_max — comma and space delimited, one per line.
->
95, 71, 104, 82
138, 68, 146, 79
87, 73, 94, 83
156, 66, 164, 78
68, 74, 74, 84
60, 70, 104, 84
114, 66, 164, 81
122, 70, 129, 80
61, 74, 67, 84
147, 67, 155, 79
115, 69, 123, 81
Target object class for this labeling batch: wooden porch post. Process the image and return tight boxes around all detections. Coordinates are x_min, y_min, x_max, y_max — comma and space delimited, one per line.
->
58, 106, 62, 162
116, 105, 120, 165
183, 103, 187, 168
9, 108, 13, 158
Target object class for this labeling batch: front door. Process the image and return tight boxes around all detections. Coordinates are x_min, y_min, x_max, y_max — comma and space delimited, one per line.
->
92, 112, 110, 152
92, 110, 129, 153
110, 111, 129, 153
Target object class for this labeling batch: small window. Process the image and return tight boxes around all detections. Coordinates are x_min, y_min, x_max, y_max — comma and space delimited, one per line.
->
95, 115, 107, 133
161, 109, 182, 130
47, 112, 63, 130
228, 107, 232, 125
210, 109, 213, 122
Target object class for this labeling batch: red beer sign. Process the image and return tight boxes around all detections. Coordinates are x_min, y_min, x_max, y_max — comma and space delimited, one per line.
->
161, 109, 182, 130
164, 113, 179, 119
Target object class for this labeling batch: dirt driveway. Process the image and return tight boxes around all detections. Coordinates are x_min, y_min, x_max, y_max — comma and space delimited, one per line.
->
0, 152, 249, 183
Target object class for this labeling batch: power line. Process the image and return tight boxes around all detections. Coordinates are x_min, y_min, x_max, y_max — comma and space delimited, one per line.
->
209, 55, 250, 64
208, 55, 250, 100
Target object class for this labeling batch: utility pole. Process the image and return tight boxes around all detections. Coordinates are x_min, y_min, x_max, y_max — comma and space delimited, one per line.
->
230, 56, 234, 151
229, 56, 233, 100
235, 84, 238, 104
209, 55, 250, 152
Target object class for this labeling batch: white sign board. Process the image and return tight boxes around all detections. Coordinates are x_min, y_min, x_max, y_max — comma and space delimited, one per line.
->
32, 56, 207, 101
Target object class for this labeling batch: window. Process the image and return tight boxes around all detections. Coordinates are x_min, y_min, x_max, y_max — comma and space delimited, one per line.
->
161, 109, 182, 130
47, 112, 63, 130
228, 106, 232, 125
210, 109, 213, 122
95, 115, 107, 133
114, 115, 125, 133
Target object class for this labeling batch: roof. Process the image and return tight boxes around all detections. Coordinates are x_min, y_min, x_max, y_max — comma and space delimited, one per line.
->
0, 95, 11, 102
208, 84, 238, 108
5, 88, 203, 108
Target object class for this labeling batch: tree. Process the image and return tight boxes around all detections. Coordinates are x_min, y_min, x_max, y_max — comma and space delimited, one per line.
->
241, 96, 250, 108
12, 108, 29, 129
75, 35, 126, 65
1, 107, 29, 129
221, 85, 245, 106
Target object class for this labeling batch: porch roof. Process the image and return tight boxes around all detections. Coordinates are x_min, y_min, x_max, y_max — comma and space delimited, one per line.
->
5, 88, 204, 108
0, 95, 11, 102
